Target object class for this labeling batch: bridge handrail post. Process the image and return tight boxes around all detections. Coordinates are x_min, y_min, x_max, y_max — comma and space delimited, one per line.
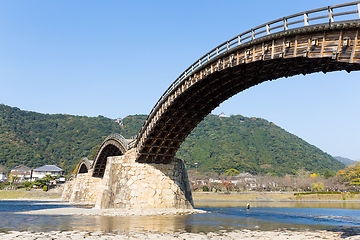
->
266, 24, 270, 34
358, 3, 360, 19
328, 6, 334, 24
283, 18, 288, 31
304, 13, 309, 26
238, 36, 241, 45
251, 29, 255, 40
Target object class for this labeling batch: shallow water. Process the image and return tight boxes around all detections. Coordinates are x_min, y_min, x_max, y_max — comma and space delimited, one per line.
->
0, 200, 359, 233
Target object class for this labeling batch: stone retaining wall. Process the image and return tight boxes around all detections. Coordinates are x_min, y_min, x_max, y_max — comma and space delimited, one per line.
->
61, 170, 102, 205
62, 149, 193, 209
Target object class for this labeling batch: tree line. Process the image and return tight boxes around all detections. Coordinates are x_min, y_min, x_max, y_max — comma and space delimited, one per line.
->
189, 163, 360, 193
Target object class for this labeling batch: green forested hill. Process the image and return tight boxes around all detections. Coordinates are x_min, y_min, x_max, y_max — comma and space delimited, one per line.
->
0, 104, 122, 173
176, 115, 344, 176
0, 104, 344, 175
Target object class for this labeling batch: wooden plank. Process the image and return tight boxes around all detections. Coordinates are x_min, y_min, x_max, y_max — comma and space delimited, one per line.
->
293, 35, 298, 58
284, 36, 296, 58
308, 33, 324, 58
320, 32, 326, 57
238, 50, 245, 64
245, 48, 249, 63
252, 45, 256, 62
263, 41, 272, 60
296, 35, 310, 57
282, 37, 286, 58
332, 30, 343, 60
350, 29, 359, 63
273, 39, 283, 58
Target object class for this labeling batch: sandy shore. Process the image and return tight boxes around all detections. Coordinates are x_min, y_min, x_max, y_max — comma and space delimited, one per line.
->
1, 228, 360, 239
17, 205, 207, 216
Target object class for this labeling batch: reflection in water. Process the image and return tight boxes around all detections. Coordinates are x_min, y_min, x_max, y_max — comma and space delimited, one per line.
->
95, 215, 191, 233
0, 200, 360, 233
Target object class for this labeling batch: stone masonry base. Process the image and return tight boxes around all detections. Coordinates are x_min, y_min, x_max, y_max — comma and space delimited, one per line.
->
61, 149, 193, 209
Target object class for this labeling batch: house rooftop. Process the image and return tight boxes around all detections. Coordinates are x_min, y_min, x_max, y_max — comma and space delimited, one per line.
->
11, 164, 31, 170
33, 165, 63, 172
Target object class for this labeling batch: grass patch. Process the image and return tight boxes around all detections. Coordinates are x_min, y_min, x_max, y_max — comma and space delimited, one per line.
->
294, 192, 342, 196
0, 190, 61, 199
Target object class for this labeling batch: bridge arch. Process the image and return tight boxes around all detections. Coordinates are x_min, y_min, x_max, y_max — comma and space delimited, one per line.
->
92, 133, 129, 178
76, 157, 92, 175
135, 2, 360, 163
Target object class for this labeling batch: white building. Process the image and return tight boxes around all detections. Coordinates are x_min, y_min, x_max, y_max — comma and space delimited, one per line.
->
0, 172, 6, 181
31, 165, 64, 181
218, 112, 227, 118
10, 164, 32, 182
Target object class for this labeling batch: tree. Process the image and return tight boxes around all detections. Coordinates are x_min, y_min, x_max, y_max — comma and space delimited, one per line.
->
221, 180, 233, 193
0, 165, 8, 173
32, 174, 56, 188
8, 173, 19, 186
225, 169, 240, 176
323, 169, 335, 179
337, 163, 360, 186
311, 182, 324, 192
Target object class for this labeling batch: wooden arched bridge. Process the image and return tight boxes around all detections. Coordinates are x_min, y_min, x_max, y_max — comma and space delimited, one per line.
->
91, 1, 360, 177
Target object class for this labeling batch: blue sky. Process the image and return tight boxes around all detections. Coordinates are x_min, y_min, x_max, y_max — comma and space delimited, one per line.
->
1, 1, 359, 160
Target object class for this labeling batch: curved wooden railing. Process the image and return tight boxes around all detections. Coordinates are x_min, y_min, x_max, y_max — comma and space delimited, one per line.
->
134, 1, 360, 149
102, 133, 129, 150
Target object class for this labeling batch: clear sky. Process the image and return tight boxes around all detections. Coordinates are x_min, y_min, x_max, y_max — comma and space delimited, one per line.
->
1, 1, 359, 160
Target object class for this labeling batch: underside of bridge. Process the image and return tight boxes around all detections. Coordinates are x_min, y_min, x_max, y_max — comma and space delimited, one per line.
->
136, 25, 360, 164
92, 139, 125, 178
78, 163, 88, 174
137, 58, 360, 164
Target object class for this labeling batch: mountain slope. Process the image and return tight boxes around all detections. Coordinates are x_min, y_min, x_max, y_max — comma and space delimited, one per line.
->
0, 104, 345, 175
0, 104, 120, 173
334, 156, 358, 166
176, 115, 345, 176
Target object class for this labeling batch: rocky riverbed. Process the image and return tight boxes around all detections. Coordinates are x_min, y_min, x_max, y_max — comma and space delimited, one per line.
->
1, 228, 360, 239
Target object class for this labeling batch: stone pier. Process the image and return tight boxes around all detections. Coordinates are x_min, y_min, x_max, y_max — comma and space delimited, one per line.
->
61, 148, 193, 209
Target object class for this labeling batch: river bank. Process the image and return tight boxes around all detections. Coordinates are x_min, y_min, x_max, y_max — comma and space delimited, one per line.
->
0, 189, 62, 200
1, 190, 359, 202
192, 191, 360, 202
1, 228, 359, 239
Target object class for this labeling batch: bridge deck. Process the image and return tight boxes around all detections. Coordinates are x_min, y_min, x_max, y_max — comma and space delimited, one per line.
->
136, 22, 360, 163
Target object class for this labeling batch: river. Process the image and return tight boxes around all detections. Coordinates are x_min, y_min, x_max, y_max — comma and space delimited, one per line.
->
0, 200, 359, 233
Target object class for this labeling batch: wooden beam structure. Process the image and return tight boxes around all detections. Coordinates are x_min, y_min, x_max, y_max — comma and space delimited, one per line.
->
89, 2, 360, 169
135, 2, 360, 163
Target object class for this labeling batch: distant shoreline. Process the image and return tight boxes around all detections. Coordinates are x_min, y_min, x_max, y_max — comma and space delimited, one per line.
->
192, 191, 360, 202
1, 190, 360, 203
